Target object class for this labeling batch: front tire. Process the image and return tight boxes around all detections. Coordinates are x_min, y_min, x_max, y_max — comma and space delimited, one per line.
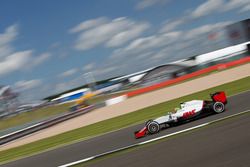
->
147, 121, 160, 134
213, 102, 225, 113
145, 119, 153, 126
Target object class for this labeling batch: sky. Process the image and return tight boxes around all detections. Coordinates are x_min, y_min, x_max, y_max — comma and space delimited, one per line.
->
0, 0, 249, 103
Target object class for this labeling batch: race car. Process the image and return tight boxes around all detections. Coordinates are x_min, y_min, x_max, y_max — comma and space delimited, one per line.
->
134, 91, 227, 139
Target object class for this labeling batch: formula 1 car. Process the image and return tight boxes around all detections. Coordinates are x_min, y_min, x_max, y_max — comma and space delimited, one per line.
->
134, 91, 227, 139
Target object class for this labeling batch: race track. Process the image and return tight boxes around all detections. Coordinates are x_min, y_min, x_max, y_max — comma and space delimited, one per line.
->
89, 106, 250, 167
1, 91, 250, 167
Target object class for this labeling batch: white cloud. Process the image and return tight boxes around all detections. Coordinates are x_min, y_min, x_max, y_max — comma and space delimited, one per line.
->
69, 17, 108, 33
106, 22, 150, 47
184, 21, 232, 40
161, 0, 248, 33
191, 0, 224, 18
160, 19, 186, 33
0, 24, 18, 58
0, 24, 18, 46
135, 0, 170, 10
191, 0, 250, 18
58, 68, 78, 78
136, 51, 155, 60
0, 50, 33, 76
112, 31, 182, 58
71, 17, 150, 51
0, 25, 52, 76
224, 0, 250, 11
239, 3, 250, 12
14, 79, 42, 91
83, 63, 95, 71
32, 52, 52, 67
161, 0, 224, 33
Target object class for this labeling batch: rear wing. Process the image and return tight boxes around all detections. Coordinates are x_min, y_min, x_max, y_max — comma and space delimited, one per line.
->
210, 91, 227, 104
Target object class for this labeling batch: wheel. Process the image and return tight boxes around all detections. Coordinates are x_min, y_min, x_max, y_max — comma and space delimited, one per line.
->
213, 102, 225, 113
147, 121, 160, 134
145, 119, 153, 126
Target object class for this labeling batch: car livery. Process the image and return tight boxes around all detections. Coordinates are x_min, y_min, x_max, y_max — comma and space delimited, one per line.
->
134, 91, 227, 139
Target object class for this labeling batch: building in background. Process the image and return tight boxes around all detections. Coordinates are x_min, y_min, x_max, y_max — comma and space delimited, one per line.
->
226, 19, 250, 46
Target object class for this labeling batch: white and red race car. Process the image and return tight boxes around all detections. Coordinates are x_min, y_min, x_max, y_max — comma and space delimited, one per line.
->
134, 91, 227, 139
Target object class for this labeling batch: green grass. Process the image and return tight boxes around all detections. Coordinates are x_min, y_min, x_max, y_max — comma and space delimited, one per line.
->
0, 76, 249, 164
0, 92, 126, 131
0, 102, 73, 131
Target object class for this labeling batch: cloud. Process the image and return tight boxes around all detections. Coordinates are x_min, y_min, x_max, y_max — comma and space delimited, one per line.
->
161, 0, 248, 33
160, 18, 187, 33
161, 0, 225, 33
191, 0, 250, 18
70, 17, 150, 51
58, 68, 78, 78
111, 31, 182, 58
0, 24, 18, 46
135, 0, 170, 10
106, 22, 150, 47
83, 63, 95, 71
69, 17, 108, 33
191, 0, 224, 18
32, 52, 52, 67
224, 0, 250, 11
184, 21, 232, 40
0, 24, 18, 58
14, 79, 42, 91
239, 3, 250, 13
0, 25, 52, 76
0, 50, 33, 76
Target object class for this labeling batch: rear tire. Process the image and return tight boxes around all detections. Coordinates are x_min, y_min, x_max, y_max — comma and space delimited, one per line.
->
213, 102, 225, 113
147, 121, 160, 134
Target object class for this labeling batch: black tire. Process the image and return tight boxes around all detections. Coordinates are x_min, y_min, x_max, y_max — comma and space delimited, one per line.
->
145, 119, 153, 126
147, 121, 160, 134
213, 102, 225, 113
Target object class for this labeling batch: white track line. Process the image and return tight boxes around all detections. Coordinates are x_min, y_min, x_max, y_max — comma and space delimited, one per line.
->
58, 109, 250, 167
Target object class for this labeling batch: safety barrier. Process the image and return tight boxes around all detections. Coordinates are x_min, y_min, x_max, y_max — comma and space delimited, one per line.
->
126, 56, 250, 97
0, 105, 96, 145
105, 95, 128, 106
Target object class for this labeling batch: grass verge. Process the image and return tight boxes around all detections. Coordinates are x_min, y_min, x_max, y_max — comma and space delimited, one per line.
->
0, 102, 74, 131
0, 76, 249, 164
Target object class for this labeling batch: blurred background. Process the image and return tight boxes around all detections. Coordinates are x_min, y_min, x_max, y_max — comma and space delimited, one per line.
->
0, 0, 249, 120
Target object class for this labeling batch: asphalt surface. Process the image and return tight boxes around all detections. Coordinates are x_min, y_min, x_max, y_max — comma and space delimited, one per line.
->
1, 91, 250, 167
89, 108, 250, 167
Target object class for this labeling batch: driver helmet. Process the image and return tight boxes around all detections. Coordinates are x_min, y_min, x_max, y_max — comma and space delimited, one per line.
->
180, 103, 185, 108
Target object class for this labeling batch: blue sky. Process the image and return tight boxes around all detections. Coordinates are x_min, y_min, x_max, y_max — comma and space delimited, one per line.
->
0, 0, 249, 102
